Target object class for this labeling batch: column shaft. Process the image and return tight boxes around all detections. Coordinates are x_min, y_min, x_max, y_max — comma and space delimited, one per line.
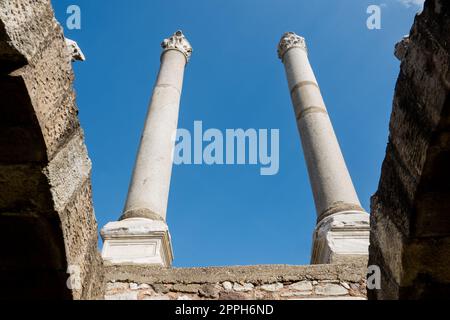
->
278, 32, 370, 264
122, 49, 186, 221
101, 31, 192, 267
282, 45, 364, 222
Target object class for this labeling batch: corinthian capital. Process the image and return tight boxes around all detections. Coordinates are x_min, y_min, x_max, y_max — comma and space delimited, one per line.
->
161, 30, 193, 63
277, 32, 307, 60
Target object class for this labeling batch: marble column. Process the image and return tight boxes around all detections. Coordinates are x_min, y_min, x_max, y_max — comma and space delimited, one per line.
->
101, 31, 193, 267
278, 32, 370, 264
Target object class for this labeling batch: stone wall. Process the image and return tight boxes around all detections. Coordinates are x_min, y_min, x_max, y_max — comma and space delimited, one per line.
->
0, 0, 104, 299
369, 0, 450, 299
104, 264, 367, 300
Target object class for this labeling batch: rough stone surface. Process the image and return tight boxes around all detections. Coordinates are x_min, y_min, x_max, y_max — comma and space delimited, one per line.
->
0, 0, 104, 299
104, 264, 367, 300
233, 283, 254, 292
289, 281, 313, 292
369, 0, 450, 300
65, 38, 85, 62
261, 283, 283, 292
222, 281, 233, 291
315, 284, 349, 296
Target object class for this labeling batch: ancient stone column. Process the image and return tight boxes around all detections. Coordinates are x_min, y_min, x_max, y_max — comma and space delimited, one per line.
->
101, 31, 192, 267
278, 32, 370, 264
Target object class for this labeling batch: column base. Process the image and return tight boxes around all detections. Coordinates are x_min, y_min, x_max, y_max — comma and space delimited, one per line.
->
101, 218, 173, 267
311, 211, 370, 265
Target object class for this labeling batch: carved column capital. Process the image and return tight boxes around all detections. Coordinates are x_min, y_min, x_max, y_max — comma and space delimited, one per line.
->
161, 30, 193, 63
278, 32, 307, 60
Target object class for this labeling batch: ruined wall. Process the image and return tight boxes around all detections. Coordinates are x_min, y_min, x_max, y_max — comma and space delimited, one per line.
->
104, 264, 367, 300
0, 0, 104, 299
369, 0, 450, 299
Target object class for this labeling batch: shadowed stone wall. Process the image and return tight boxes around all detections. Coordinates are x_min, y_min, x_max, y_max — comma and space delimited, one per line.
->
369, 0, 450, 300
105, 264, 367, 300
0, 0, 104, 299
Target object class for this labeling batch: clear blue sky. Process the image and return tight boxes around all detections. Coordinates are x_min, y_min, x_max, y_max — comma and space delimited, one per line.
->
52, 0, 422, 267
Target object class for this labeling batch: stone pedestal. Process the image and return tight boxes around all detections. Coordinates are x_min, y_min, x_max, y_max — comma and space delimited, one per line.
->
101, 218, 173, 266
278, 32, 370, 264
101, 31, 192, 267
311, 212, 370, 264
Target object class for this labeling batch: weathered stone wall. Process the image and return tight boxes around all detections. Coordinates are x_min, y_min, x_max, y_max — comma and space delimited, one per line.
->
0, 0, 104, 299
369, 0, 450, 299
104, 264, 367, 300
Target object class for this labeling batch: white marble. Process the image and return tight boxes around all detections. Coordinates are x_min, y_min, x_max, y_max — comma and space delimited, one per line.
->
278, 32, 370, 264
123, 40, 189, 221
101, 218, 173, 267
311, 211, 370, 264
101, 31, 192, 267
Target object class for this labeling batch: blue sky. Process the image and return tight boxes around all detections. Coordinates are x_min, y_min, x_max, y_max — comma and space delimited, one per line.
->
53, 0, 422, 267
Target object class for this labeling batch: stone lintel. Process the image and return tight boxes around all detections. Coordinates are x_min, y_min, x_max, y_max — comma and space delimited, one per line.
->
105, 262, 368, 285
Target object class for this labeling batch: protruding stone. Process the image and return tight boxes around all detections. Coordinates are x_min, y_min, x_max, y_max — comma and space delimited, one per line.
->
65, 38, 85, 62
394, 35, 410, 61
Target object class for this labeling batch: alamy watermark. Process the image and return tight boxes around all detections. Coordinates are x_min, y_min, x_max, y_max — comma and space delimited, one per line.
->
367, 5, 382, 30
172, 121, 280, 176
367, 265, 381, 290
66, 5, 81, 30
